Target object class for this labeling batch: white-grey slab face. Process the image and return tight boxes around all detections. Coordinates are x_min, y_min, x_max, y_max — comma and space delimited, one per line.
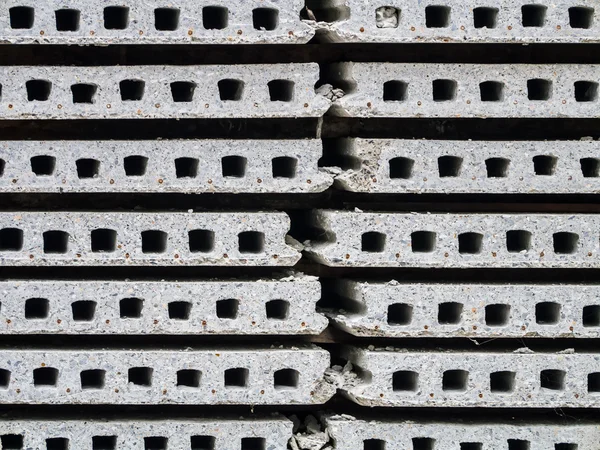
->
0, 65, 328, 119
328, 0, 600, 43
309, 211, 600, 268
326, 416, 600, 450
0, 0, 312, 44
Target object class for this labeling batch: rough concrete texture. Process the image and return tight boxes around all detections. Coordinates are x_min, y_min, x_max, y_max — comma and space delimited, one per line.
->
326, 0, 600, 43
326, 415, 600, 449
308, 211, 600, 268
336, 63, 600, 118
0, 212, 301, 266
0, 347, 334, 405
0, 0, 312, 44
0, 64, 328, 119
342, 347, 600, 408
0, 417, 292, 448
0, 140, 332, 193
327, 280, 600, 338
0, 278, 327, 335
334, 139, 600, 194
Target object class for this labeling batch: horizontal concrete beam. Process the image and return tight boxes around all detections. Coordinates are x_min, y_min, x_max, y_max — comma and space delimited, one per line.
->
0, 418, 292, 448
343, 348, 600, 408
0, 0, 311, 44
0, 279, 327, 335
328, 281, 600, 338
0, 64, 327, 119
326, 0, 600, 43
334, 139, 600, 194
0, 348, 334, 404
326, 415, 600, 449
308, 211, 600, 268
337, 63, 600, 118
0, 212, 300, 266
0, 140, 331, 193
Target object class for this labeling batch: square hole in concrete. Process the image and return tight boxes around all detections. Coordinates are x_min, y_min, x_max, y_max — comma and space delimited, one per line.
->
490, 371, 516, 393
580, 157, 600, 177
216, 298, 239, 319
171, 82, 197, 102
527, 79, 552, 100
9, 6, 34, 29
120, 79, 145, 101
0, 228, 23, 251
426, 5, 450, 27
91, 228, 117, 252
238, 231, 265, 253
253, 8, 278, 30
540, 369, 566, 390
175, 157, 199, 178
364, 440, 386, 450
203, 6, 228, 29
362, 232, 386, 252
177, 369, 201, 388
188, 229, 215, 253
34, 367, 58, 387
383, 80, 408, 101
536, 301, 561, 324
0, 159, 4, 176
31, 155, 56, 175
222, 155, 247, 177
80, 369, 105, 389
154, 8, 180, 30
508, 441, 530, 450
0, 369, 11, 389
0, 434, 23, 449
480, 81, 504, 101
533, 155, 557, 175
224, 368, 248, 387
458, 232, 483, 254
438, 155, 462, 177
432, 79, 456, 101
522, 4, 546, 26
129, 367, 153, 386
92, 436, 117, 450
485, 157, 510, 177
473, 7, 498, 28
393, 370, 418, 391
587, 372, 600, 392
569, 6, 594, 28
71, 300, 97, 321
141, 230, 168, 253
169, 301, 192, 320
104, 6, 129, 29
553, 232, 578, 254
272, 156, 297, 178
268, 80, 294, 101
55, 9, 80, 31
389, 157, 414, 179
574, 81, 598, 102
388, 303, 413, 325
191, 435, 216, 450
274, 368, 299, 389
120, 297, 143, 318
144, 437, 167, 450
72, 83, 97, 104
46, 437, 69, 450
376, 6, 400, 28
266, 299, 289, 319
460, 444, 482, 450
583, 305, 600, 327
411, 231, 436, 253
506, 230, 531, 253
412, 437, 435, 450
438, 302, 463, 324
442, 369, 468, 391
43, 230, 69, 253
25, 297, 49, 319
555, 444, 578, 450
485, 304, 510, 326
76, 158, 100, 179
218, 79, 244, 101
124, 155, 148, 176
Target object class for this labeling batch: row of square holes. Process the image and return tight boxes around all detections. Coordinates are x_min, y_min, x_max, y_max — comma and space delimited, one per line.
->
389, 368, 600, 394
363, 437, 578, 450
388, 155, 600, 179
0, 154, 299, 180
9, 6, 281, 32
0, 228, 266, 254
375, 5, 595, 29
382, 79, 599, 102
386, 302, 600, 327
360, 230, 584, 255
18, 297, 291, 321
0, 433, 269, 450
7, 79, 295, 103
0, 365, 299, 390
